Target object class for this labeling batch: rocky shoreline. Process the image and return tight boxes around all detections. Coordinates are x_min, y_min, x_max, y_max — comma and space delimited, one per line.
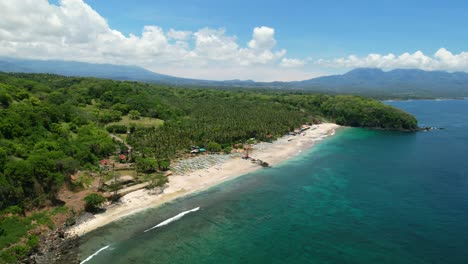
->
21, 123, 339, 263
22, 228, 80, 264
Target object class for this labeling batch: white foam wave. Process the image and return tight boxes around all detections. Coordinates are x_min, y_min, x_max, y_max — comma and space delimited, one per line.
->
80, 245, 111, 264
144, 207, 200, 233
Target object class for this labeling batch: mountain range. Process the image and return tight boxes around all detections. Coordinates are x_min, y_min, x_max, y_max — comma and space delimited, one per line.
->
1, 57, 468, 98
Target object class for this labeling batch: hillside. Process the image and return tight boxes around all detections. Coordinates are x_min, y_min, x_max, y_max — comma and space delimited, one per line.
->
2, 58, 468, 98
0, 57, 194, 84
0, 72, 418, 262
294, 68, 468, 98
0, 58, 258, 88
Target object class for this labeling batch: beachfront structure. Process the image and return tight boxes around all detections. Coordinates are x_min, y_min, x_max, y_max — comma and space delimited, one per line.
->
99, 159, 110, 170
190, 147, 206, 154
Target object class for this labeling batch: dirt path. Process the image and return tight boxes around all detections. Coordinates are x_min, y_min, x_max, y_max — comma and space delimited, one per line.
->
110, 133, 132, 151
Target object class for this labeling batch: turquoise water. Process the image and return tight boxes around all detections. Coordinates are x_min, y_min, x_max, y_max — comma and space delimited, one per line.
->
79, 99, 468, 264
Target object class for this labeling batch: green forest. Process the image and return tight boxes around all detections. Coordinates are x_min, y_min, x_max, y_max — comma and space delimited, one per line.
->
0, 72, 417, 262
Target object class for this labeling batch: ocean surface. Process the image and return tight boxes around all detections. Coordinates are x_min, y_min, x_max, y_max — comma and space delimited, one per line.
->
78, 99, 468, 264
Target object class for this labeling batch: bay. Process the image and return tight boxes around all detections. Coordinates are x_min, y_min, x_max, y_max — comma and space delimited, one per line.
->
79, 99, 468, 264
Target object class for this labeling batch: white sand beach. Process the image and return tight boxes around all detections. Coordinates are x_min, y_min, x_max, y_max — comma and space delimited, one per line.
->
68, 123, 340, 236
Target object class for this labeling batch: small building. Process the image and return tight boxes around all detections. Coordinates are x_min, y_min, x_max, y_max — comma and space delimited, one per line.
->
190, 147, 206, 154
119, 154, 126, 162
99, 159, 110, 170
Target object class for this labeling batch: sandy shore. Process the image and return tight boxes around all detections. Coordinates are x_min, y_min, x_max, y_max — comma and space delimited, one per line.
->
68, 123, 340, 236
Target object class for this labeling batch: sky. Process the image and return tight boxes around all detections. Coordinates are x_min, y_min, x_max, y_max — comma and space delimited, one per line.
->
1, 0, 468, 81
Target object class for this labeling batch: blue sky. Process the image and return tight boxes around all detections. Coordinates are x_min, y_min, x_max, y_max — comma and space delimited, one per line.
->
2, 0, 468, 81
84, 0, 468, 57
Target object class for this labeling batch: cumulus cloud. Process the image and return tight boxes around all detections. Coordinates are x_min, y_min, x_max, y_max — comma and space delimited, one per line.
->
280, 58, 307, 68
0, 0, 290, 79
248, 26, 277, 51
3, 0, 466, 81
167, 29, 192, 41
316, 48, 468, 72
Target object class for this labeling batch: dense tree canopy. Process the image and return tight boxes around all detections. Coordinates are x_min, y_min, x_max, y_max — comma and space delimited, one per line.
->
0, 72, 418, 212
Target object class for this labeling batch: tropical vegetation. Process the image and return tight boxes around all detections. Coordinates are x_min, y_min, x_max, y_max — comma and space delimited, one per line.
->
0, 72, 417, 262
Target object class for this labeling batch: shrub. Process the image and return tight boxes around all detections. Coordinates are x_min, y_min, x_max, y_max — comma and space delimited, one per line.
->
65, 217, 76, 227
112, 103, 130, 114
84, 193, 106, 213
129, 110, 141, 120
136, 157, 157, 173
2, 206, 23, 216
27, 235, 39, 249
106, 124, 127, 134
157, 159, 170, 171
206, 141, 222, 152
223, 146, 233, 154
98, 109, 122, 124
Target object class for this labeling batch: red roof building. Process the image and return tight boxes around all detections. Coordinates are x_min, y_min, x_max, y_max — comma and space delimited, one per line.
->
99, 159, 110, 166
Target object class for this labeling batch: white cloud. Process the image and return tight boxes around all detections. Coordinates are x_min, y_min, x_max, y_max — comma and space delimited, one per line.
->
280, 58, 307, 68
3, 1, 467, 81
167, 29, 192, 41
316, 48, 468, 72
0, 0, 291, 80
193, 28, 240, 63
248, 26, 277, 51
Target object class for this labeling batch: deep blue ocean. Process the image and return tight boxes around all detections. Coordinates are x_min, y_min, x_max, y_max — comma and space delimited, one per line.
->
78, 99, 468, 264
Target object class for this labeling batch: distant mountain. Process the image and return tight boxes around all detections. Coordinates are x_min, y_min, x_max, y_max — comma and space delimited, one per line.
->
0, 57, 202, 84
0, 57, 272, 88
1, 58, 467, 98
0, 60, 32, 73
294, 68, 468, 97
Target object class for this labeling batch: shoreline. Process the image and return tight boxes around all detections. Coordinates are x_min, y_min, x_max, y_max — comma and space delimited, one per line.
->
67, 123, 341, 237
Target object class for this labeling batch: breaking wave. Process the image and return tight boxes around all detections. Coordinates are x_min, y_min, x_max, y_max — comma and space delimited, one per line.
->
80, 245, 111, 264
144, 207, 200, 233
